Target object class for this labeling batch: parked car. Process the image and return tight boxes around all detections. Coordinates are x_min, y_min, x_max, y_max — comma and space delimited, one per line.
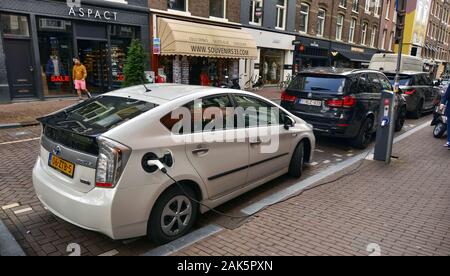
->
384, 71, 439, 119
280, 68, 407, 149
33, 85, 315, 244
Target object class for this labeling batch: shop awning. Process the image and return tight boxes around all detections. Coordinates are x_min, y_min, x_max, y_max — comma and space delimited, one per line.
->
332, 49, 374, 63
157, 18, 257, 59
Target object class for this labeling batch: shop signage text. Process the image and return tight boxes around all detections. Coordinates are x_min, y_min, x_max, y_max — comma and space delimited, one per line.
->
50, 76, 70, 83
68, 7, 118, 21
351, 47, 365, 53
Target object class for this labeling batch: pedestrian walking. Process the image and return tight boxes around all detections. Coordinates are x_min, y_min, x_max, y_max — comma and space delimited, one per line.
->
441, 85, 450, 149
72, 57, 92, 101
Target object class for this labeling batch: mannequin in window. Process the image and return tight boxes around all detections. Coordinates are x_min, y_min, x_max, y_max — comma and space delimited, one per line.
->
46, 49, 66, 78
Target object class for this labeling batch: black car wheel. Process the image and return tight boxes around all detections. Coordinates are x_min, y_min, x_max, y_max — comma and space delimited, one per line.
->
433, 122, 447, 138
288, 141, 305, 178
351, 118, 374, 149
395, 106, 407, 132
148, 186, 198, 245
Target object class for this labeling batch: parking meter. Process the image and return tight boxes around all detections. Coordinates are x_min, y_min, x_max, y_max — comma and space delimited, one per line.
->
374, 90, 396, 164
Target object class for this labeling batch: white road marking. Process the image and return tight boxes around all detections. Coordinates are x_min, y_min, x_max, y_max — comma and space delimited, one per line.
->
323, 160, 331, 164
333, 154, 343, 158
0, 138, 40, 146
13, 207, 33, 215
98, 249, 119, 257
2, 203, 20, 210
347, 153, 354, 157
310, 162, 319, 166
315, 149, 325, 153
335, 159, 343, 162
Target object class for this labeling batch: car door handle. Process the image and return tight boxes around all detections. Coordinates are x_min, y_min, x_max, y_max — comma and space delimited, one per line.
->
250, 139, 262, 146
192, 148, 210, 155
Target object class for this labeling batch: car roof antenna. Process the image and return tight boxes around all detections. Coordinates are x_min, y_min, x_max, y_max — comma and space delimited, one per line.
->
142, 77, 152, 92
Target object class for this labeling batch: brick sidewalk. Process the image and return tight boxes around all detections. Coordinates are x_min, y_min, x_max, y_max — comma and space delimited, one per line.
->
174, 126, 450, 256
0, 99, 78, 125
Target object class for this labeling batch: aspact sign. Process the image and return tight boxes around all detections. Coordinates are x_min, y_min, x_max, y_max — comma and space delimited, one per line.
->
68, 7, 118, 21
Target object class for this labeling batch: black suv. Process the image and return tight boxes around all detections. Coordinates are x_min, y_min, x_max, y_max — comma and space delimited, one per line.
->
384, 71, 439, 119
281, 68, 407, 149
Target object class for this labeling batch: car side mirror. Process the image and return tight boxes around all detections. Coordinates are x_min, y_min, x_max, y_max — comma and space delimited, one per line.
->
284, 116, 295, 130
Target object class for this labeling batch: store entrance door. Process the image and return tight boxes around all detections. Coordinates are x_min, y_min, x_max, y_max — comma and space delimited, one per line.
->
3, 39, 36, 98
77, 40, 109, 94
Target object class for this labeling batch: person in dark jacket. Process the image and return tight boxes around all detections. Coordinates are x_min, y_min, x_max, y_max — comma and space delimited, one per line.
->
441, 85, 450, 149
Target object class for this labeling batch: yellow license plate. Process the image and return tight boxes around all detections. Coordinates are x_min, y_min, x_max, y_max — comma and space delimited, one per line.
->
49, 154, 75, 178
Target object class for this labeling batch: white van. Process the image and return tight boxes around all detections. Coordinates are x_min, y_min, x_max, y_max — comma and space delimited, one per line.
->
369, 54, 424, 72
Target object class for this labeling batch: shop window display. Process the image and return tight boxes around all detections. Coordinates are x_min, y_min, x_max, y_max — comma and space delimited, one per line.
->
158, 56, 239, 86
110, 25, 138, 89
260, 48, 284, 85
38, 17, 74, 97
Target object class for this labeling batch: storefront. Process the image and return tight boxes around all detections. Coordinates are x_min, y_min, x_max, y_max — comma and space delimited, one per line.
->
0, 0, 150, 103
153, 17, 257, 86
243, 28, 295, 86
293, 37, 331, 73
330, 42, 378, 69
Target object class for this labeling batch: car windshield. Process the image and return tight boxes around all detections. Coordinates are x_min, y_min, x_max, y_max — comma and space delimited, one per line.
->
288, 74, 346, 93
40, 96, 158, 136
385, 74, 412, 86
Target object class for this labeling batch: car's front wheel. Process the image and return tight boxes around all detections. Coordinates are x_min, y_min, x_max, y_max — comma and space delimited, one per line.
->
148, 186, 198, 245
395, 106, 407, 132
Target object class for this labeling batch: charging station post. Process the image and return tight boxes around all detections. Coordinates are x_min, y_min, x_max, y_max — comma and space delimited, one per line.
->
374, 91, 396, 163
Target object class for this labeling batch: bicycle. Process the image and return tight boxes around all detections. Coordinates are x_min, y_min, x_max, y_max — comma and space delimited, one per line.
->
244, 74, 264, 91
278, 73, 293, 91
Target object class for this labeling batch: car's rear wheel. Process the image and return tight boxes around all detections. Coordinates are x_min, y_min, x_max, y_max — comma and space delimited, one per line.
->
148, 186, 198, 245
433, 122, 447, 138
410, 100, 423, 119
395, 106, 407, 132
288, 141, 305, 178
351, 118, 374, 149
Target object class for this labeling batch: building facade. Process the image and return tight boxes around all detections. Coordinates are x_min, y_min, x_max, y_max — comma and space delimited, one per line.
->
149, 0, 258, 88
292, 0, 383, 71
0, 0, 151, 104
423, 0, 450, 78
378, 0, 397, 52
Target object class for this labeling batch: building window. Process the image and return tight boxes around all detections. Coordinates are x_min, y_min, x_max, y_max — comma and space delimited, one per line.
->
388, 31, 394, 51
299, 3, 309, 33
260, 48, 284, 85
381, 29, 387, 50
339, 0, 347, 8
364, 0, 370, 13
361, 22, 368, 45
374, 0, 381, 16
316, 9, 326, 37
371, 26, 377, 47
0, 14, 30, 37
276, 0, 287, 29
168, 0, 188, 12
336, 14, 344, 41
386, 0, 391, 19
349, 18, 356, 43
249, 0, 263, 25
210, 0, 226, 18
352, 0, 359, 12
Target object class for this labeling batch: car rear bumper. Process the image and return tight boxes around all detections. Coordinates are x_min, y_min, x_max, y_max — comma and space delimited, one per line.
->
32, 157, 116, 239
291, 111, 357, 138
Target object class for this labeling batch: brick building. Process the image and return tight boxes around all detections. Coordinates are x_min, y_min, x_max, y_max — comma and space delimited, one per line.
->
378, 0, 397, 52
423, 0, 450, 78
292, 0, 384, 70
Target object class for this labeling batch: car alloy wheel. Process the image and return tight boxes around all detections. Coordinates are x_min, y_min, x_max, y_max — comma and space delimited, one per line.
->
161, 195, 193, 237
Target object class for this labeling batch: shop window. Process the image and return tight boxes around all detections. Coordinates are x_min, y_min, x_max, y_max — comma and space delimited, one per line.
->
37, 17, 74, 97
259, 48, 284, 85
210, 0, 226, 19
168, 0, 188, 12
1, 14, 30, 37
110, 25, 139, 89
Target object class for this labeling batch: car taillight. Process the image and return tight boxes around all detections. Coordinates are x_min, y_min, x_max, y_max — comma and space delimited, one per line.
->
95, 137, 131, 189
404, 89, 416, 95
281, 91, 297, 102
326, 96, 356, 108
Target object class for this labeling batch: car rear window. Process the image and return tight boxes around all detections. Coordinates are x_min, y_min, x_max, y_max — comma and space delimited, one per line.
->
40, 96, 158, 136
288, 74, 346, 93
385, 74, 412, 86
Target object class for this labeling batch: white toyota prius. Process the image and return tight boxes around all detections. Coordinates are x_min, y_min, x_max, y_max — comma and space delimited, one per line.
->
33, 84, 315, 244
